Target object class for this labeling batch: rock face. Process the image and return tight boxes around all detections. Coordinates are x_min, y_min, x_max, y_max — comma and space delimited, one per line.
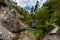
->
0, 0, 30, 40
0, 0, 29, 33
0, 7, 21, 32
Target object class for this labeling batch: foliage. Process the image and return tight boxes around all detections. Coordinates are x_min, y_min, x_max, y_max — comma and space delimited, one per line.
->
13, 0, 60, 39
15, 6, 30, 22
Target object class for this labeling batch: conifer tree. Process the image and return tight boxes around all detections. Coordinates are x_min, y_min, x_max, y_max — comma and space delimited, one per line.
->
35, 1, 39, 11
31, 6, 34, 14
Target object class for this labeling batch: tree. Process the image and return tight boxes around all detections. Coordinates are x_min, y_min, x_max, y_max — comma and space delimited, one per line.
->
34, 6, 50, 30
30, 6, 34, 14
35, 1, 39, 11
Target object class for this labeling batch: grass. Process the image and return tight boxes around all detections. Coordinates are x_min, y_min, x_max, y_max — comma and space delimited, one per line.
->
25, 29, 47, 40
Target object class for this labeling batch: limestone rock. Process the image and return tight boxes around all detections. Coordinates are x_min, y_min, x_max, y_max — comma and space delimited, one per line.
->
0, 0, 29, 32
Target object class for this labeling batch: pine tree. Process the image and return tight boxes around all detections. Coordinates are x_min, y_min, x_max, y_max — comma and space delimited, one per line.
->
31, 6, 34, 14
35, 1, 39, 11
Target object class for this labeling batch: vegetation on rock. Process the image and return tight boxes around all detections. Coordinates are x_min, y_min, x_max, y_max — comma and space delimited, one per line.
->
0, 0, 60, 40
